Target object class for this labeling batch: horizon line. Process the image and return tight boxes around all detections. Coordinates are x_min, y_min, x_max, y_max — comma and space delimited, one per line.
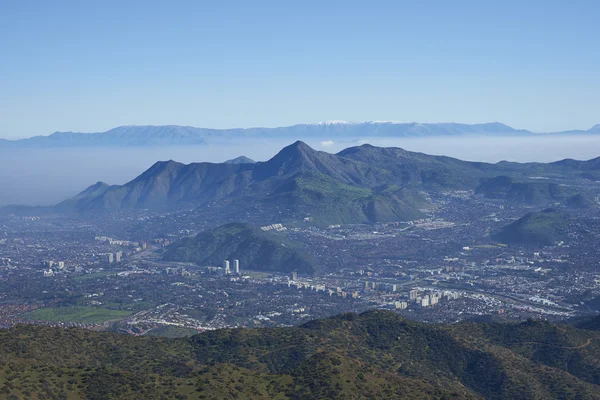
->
1, 120, 599, 141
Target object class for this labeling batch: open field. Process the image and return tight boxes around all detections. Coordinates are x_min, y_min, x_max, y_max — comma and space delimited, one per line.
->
146, 325, 200, 338
21, 306, 132, 323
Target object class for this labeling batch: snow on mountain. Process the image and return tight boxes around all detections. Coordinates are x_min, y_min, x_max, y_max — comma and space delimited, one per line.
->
0, 121, 595, 148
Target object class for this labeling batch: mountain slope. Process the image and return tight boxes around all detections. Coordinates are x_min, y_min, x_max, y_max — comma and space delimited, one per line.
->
42, 142, 439, 222
73, 181, 111, 199
493, 208, 570, 246
163, 222, 317, 274
476, 176, 577, 205
1, 310, 600, 399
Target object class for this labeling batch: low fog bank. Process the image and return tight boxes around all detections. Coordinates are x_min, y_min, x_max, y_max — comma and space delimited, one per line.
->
1, 135, 598, 207
318, 135, 600, 163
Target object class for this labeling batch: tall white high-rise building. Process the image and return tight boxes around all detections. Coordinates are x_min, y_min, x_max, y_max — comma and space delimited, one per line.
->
223, 260, 231, 275
115, 251, 122, 263
107, 253, 114, 263
233, 259, 240, 274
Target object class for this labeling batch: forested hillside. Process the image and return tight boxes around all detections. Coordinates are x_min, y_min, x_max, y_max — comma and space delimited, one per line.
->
1, 310, 600, 399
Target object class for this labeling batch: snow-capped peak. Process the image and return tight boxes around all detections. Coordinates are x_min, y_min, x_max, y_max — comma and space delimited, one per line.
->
312, 120, 356, 125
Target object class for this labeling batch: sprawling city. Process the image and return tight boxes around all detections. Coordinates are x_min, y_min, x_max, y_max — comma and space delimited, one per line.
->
1, 148, 599, 339
2, 2, 600, 399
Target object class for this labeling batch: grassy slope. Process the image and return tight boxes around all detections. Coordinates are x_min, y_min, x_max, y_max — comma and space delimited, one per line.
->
266, 171, 429, 225
1, 310, 600, 399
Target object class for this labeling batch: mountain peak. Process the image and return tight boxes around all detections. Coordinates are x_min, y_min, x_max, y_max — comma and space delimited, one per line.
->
134, 160, 183, 181
588, 124, 600, 133
274, 141, 315, 158
74, 181, 110, 199
255, 140, 350, 180
224, 156, 255, 164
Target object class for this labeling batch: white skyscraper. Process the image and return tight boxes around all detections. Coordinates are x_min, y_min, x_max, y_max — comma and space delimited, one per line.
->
223, 260, 231, 275
233, 259, 240, 274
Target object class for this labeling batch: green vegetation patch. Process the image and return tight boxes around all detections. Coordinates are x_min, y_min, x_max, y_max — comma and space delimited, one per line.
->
146, 325, 200, 338
21, 306, 132, 323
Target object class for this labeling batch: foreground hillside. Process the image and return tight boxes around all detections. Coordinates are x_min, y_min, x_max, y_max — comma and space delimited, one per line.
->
1, 310, 600, 399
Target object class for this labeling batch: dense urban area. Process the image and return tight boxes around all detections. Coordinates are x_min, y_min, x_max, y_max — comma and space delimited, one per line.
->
1, 174, 599, 338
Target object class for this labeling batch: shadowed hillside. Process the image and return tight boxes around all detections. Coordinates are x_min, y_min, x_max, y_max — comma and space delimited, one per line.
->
493, 208, 570, 246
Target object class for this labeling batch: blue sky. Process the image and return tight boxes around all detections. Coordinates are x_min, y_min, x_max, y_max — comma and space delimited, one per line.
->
0, 0, 598, 138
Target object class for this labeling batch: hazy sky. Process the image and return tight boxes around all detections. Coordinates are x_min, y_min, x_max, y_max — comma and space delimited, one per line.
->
1, 0, 599, 139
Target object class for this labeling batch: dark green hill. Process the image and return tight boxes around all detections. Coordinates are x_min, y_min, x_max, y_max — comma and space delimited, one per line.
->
572, 314, 600, 331
566, 193, 596, 209
1, 310, 600, 399
493, 208, 570, 246
476, 176, 575, 205
163, 222, 316, 274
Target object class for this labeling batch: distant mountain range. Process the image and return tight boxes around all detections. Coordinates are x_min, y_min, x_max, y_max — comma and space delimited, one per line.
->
1, 121, 599, 148
2, 141, 598, 224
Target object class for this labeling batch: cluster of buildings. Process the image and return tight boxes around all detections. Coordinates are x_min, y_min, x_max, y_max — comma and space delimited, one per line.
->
205, 260, 242, 276
41, 260, 66, 276
223, 259, 240, 275
95, 236, 147, 252
409, 289, 461, 307
364, 281, 398, 292
286, 280, 361, 299
260, 223, 287, 232
42, 260, 65, 269
106, 251, 123, 264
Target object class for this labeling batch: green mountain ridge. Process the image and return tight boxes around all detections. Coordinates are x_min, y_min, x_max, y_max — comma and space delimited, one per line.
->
1, 310, 600, 399
2, 141, 599, 225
